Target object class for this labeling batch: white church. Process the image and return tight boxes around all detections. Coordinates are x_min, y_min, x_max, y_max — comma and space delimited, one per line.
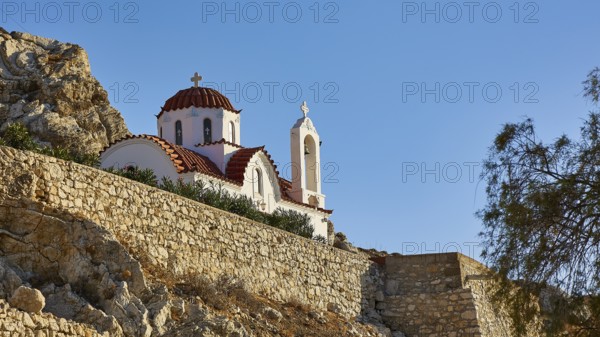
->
100, 72, 332, 238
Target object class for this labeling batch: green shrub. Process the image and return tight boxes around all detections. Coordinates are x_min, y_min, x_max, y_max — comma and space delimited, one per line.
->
224, 194, 266, 223
313, 235, 328, 244
39, 146, 100, 167
105, 166, 158, 187
102, 165, 316, 239
72, 152, 101, 167
266, 208, 314, 238
0, 123, 100, 167
1, 123, 39, 151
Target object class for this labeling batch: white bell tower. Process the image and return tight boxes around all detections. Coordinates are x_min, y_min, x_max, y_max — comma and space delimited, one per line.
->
289, 101, 325, 208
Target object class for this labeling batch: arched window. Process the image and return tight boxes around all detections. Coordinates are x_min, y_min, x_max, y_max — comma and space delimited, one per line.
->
203, 118, 212, 144
175, 121, 182, 145
253, 168, 263, 197
304, 135, 317, 192
160, 127, 163, 138
229, 121, 236, 143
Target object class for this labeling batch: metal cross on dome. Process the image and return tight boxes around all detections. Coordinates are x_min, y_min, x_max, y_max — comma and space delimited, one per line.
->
191, 72, 202, 87
301, 101, 309, 118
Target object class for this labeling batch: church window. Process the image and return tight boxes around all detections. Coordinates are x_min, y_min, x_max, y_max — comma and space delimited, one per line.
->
253, 168, 263, 197
203, 118, 212, 143
229, 121, 236, 143
160, 127, 163, 138
175, 121, 183, 145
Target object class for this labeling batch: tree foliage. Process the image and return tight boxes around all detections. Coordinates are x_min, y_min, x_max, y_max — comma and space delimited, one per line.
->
583, 67, 600, 103
478, 70, 600, 336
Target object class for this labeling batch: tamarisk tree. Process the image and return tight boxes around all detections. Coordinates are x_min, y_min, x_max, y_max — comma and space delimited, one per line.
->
478, 68, 600, 336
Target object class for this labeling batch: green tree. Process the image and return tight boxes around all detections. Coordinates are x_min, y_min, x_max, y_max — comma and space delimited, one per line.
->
478, 70, 600, 336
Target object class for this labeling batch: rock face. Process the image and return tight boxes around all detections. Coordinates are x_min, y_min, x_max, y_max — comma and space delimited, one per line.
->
0, 28, 129, 154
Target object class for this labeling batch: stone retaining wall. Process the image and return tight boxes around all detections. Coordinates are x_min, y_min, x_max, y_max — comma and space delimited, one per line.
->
381, 253, 481, 336
379, 253, 543, 337
0, 146, 376, 318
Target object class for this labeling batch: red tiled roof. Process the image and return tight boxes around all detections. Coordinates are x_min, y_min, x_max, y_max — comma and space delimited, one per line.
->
157, 87, 240, 119
225, 147, 265, 184
279, 177, 293, 192
101, 135, 226, 179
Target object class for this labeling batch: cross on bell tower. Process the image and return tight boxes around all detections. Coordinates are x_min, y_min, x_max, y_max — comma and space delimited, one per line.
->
301, 101, 309, 118
191, 72, 202, 87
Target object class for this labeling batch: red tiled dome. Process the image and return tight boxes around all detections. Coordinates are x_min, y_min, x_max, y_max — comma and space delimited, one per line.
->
157, 87, 240, 118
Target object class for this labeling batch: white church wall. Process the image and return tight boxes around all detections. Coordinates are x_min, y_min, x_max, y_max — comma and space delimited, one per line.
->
239, 152, 281, 213
222, 110, 240, 144
194, 143, 240, 173
194, 143, 226, 173
158, 106, 240, 150
159, 107, 199, 148
100, 140, 181, 182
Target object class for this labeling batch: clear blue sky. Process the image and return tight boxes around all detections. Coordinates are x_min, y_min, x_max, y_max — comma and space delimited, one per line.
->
3, 0, 600, 260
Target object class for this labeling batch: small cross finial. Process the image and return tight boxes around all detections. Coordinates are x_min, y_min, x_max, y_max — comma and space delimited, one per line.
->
301, 101, 309, 118
191, 72, 202, 87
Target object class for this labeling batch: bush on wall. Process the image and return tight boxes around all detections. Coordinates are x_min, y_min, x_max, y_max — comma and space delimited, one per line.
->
0, 123, 100, 167
105, 166, 316, 240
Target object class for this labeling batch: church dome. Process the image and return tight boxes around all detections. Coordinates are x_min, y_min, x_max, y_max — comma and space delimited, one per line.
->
157, 86, 240, 118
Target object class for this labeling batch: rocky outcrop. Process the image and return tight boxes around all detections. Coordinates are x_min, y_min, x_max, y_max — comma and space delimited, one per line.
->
0, 299, 108, 337
0, 200, 147, 336
0, 28, 129, 155
8, 286, 45, 314
333, 232, 358, 253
